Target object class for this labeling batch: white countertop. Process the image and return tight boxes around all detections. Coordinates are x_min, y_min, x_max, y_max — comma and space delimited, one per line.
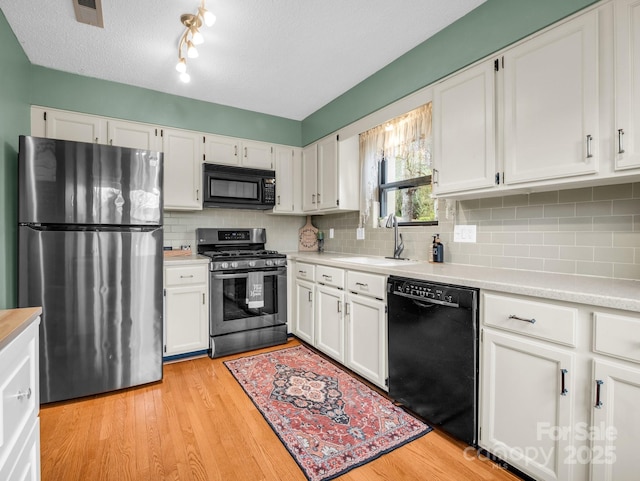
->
163, 253, 211, 266
287, 251, 640, 313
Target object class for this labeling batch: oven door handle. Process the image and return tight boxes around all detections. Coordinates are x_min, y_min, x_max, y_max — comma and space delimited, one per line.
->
212, 268, 286, 280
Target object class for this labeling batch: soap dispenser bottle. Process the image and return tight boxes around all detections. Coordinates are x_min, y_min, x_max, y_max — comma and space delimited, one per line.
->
432, 234, 444, 263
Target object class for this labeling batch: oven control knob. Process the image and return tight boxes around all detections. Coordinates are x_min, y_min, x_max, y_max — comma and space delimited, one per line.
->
231, 262, 238, 268
249, 260, 256, 267
220, 262, 229, 269
265, 260, 273, 266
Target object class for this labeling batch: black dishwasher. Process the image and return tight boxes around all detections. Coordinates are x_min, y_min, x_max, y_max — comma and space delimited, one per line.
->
387, 276, 479, 446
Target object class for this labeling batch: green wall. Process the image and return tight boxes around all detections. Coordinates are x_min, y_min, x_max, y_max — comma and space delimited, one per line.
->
30, 67, 301, 146
0, 10, 30, 308
301, 0, 599, 145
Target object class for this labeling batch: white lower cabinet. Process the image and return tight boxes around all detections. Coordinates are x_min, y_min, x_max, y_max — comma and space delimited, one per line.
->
0, 317, 40, 481
164, 261, 209, 357
345, 291, 387, 389
315, 284, 345, 363
480, 291, 640, 481
290, 261, 387, 390
480, 329, 575, 481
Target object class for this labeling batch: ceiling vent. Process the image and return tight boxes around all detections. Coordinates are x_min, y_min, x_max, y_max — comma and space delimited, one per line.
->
73, 0, 104, 28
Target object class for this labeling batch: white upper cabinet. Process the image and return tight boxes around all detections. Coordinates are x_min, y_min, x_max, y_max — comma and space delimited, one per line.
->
614, 0, 640, 171
32, 106, 107, 144
204, 134, 273, 170
302, 134, 359, 213
107, 119, 160, 151
273, 146, 303, 214
302, 143, 319, 211
162, 128, 203, 210
502, 11, 599, 184
317, 135, 339, 210
433, 61, 497, 195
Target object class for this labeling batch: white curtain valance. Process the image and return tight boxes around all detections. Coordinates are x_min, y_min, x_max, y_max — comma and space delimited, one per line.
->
359, 103, 432, 226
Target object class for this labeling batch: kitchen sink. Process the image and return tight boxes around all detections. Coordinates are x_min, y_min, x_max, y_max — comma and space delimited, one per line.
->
334, 256, 420, 267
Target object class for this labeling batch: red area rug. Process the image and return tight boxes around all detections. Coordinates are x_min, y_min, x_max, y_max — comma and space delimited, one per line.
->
224, 345, 431, 481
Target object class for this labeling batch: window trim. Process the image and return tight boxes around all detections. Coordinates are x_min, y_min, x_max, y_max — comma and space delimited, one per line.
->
379, 155, 437, 226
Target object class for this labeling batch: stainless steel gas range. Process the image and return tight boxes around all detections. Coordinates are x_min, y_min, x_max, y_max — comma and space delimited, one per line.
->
196, 228, 288, 358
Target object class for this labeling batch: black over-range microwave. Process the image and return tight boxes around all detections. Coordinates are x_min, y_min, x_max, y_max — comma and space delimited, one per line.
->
202, 163, 276, 210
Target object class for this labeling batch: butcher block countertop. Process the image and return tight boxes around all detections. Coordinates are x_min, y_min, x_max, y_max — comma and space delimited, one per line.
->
287, 252, 640, 313
0, 307, 42, 351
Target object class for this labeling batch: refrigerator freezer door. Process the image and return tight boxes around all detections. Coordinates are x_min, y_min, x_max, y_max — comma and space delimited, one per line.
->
18, 225, 163, 403
18, 135, 163, 226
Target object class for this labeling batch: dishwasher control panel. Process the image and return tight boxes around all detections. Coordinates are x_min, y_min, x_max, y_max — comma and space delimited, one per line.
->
393, 281, 457, 304
387, 277, 478, 309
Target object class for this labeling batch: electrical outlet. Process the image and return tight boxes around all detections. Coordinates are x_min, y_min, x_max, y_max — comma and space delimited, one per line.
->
329, 228, 334, 239
454, 225, 477, 243
356, 228, 365, 240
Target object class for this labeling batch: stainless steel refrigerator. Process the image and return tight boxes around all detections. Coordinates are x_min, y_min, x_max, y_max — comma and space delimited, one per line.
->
17, 135, 164, 404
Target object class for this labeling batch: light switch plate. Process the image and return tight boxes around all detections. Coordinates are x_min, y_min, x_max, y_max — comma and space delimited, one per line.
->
329, 228, 334, 239
356, 227, 365, 240
454, 224, 477, 243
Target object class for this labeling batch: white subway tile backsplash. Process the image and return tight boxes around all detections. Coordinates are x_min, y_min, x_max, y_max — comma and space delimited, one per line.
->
312, 183, 640, 280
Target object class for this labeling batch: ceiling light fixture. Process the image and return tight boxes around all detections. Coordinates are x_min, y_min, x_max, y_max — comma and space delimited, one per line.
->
176, 0, 216, 82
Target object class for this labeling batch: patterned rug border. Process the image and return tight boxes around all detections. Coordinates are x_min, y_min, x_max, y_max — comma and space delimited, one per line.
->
224, 344, 432, 481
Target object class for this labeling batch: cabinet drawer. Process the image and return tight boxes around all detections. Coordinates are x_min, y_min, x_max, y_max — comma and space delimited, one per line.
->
482, 292, 577, 347
295, 262, 315, 281
0, 322, 38, 469
593, 311, 640, 364
315, 265, 344, 289
347, 271, 386, 299
165, 265, 208, 287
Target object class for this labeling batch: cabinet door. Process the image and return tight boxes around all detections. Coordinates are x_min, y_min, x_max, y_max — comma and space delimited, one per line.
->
241, 140, 273, 170
273, 146, 296, 213
480, 329, 574, 481
591, 359, 640, 481
302, 144, 319, 211
433, 61, 497, 195
42, 109, 107, 144
317, 136, 339, 210
204, 134, 239, 165
614, 0, 640, 171
295, 280, 315, 344
345, 293, 387, 389
165, 285, 208, 356
315, 285, 345, 363
503, 12, 599, 184
107, 120, 159, 151
162, 128, 202, 210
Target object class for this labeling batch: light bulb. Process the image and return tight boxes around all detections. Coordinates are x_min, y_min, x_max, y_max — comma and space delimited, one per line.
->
187, 41, 199, 58
180, 71, 191, 83
203, 10, 216, 27
191, 28, 204, 45
175, 58, 187, 73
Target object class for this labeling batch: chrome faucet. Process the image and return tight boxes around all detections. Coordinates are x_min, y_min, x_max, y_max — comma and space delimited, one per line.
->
385, 214, 404, 259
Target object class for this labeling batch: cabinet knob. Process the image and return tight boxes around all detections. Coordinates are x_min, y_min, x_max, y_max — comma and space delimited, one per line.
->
16, 387, 32, 401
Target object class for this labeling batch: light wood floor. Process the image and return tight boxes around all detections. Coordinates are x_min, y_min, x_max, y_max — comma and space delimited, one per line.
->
40, 338, 520, 481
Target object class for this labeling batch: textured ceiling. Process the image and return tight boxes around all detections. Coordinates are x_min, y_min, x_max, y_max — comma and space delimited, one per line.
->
0, 0, 485, 121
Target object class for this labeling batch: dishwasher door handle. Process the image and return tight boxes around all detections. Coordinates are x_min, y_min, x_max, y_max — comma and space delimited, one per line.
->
390, 291, 459, 308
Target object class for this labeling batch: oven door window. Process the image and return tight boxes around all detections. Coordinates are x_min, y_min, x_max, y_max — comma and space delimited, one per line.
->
211, 268, 286, 335
222, 272, 277, 320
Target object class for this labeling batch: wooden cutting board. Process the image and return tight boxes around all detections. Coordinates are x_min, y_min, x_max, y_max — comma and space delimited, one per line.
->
298, 216, 318, 251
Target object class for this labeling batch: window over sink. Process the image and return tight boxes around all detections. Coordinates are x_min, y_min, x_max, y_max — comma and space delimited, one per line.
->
360, 103, 437, 226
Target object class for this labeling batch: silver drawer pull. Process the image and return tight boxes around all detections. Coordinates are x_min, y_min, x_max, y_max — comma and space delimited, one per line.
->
180, 275, 194, 278
15, 388, 32, 401
322, 274, 333, 281
298, 270, 307, 276
355, 282, 369, 289
508, 314, 536, 324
